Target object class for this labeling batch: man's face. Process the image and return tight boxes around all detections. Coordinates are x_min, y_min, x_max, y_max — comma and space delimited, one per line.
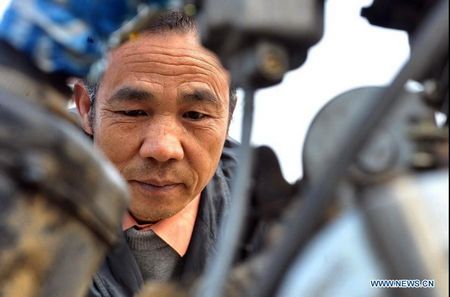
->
78, 31, 230, 222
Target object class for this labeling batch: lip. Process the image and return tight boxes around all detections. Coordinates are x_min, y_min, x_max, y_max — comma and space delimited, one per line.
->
129, 180, 183, 194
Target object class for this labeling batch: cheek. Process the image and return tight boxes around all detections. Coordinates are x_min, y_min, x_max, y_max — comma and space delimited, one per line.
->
188, 125, 227, 185
93, 124, 140, 169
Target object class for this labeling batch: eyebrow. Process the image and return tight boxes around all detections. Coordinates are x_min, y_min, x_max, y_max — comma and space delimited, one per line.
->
108, 86, 222, 107
181, 89, 221, 107
108, 87, 154, 103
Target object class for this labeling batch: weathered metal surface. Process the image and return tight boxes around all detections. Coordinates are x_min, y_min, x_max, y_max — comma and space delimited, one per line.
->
0, 191, 106, 297
0, 87, 129, 297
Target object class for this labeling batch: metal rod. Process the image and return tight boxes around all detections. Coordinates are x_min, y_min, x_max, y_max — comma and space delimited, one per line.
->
196, 88, 256, 297
252, 1, 449, 296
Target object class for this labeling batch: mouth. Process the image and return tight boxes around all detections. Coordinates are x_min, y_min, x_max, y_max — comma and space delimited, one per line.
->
129, 180, 183, 194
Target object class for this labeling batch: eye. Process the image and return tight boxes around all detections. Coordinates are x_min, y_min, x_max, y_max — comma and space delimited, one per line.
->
183, 111, 207, 121
118, 110, 147, 117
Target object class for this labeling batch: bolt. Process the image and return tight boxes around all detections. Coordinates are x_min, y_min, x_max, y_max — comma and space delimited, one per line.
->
257, 43, 288, 81
262, 52, 285, 78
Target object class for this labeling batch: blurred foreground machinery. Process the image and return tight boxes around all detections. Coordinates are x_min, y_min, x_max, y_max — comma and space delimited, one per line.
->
0, 38, 130, 297
0, 66, 129, 297
0, 88, 129, 297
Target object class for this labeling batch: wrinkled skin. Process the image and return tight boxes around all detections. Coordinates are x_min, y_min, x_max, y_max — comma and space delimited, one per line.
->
75, 31, 230, 222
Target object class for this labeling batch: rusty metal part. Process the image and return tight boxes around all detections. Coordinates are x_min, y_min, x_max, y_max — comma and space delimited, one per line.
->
225, 41, 290, 88
0, 88, 129, 297
0, 190, 107, 297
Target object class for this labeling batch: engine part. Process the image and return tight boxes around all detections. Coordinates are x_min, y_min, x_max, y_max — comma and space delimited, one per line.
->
188, 0, 325, 88
303, 86, 446, 186
0, 90, 129, 297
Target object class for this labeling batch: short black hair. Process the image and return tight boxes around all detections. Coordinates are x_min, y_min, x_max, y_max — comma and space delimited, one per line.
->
139, 10, 197, 33
86, 10, 237, 125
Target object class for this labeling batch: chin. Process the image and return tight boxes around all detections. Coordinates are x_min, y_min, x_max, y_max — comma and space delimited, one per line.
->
130, 203, 180, 222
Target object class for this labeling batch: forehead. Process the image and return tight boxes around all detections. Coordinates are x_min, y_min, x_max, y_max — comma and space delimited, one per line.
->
99, 31, 230, 101
112, 30, 219, 62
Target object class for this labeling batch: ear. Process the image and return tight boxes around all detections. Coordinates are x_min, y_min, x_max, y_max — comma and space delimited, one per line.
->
73, 80, 94, 136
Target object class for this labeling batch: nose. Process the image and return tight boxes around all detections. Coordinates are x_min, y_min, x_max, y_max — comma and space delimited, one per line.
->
139, 118, 184, 163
